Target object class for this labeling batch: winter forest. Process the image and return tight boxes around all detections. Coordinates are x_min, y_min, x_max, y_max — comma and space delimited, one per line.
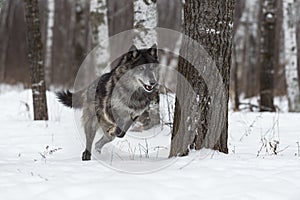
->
1, 0, 300, 199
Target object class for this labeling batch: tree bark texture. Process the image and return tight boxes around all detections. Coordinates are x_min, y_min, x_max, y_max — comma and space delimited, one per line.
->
283, 0, 300, 112
107, 0, 134, 60
170, 0, 235, 157
24, 0, 48, 120
90, 0, 110, 70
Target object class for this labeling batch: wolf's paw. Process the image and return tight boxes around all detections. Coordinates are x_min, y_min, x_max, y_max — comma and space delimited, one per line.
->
115, 126, 126, 138
82, 150, 91, 161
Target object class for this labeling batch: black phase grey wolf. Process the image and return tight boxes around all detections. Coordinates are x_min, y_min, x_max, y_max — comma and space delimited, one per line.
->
56, 44, 159, 161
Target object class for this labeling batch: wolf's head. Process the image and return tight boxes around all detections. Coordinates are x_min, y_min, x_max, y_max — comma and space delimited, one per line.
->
116, 44, 159, 93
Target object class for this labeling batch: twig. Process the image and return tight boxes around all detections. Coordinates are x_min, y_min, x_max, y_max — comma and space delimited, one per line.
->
297, 142, 300, 157
239, 114, 262, 141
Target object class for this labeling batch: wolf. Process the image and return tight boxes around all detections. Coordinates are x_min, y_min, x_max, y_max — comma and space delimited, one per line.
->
56, 44, 159, 161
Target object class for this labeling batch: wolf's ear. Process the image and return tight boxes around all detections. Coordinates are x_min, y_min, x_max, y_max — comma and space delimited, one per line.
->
148, 44, 158, 59
128, 45, 139, 59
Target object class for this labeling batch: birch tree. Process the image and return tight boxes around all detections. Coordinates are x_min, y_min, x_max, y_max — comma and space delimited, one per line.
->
90, 0, 109, 70
133, 0, 157, 48
297, 1, 300, 88
283, 0, 300, 112
44, 0, 54, 86
170, 0, 235, 156
24, 0, 48, 120
133, 0, 160, 130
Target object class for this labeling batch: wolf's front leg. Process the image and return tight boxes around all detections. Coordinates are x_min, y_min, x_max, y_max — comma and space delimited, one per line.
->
113, 115, 139, 138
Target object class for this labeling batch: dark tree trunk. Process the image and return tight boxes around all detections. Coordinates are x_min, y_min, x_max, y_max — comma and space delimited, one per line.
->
0, 0, 15, 82
170, 0, 235, 157
259, 0, 277, 112
107, 0, 134, 59
51, 0, 74, 86
73, 0, 91, 70
24, 0, 48, 120
297, 1, 300, 88
0, 0, 48, 85
231, 0, 246, 111
232, 43, 239, 111
51, 0, 91, 87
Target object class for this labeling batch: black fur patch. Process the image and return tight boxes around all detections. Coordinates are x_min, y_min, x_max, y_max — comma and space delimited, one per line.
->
56, 90, 73, 108
56, 90, 83, 109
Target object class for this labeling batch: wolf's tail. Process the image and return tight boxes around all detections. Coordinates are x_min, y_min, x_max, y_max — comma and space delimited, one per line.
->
56, 90, 83, 109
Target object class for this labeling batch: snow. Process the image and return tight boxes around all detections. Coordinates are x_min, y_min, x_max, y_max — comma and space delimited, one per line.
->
1, 87, 300, 199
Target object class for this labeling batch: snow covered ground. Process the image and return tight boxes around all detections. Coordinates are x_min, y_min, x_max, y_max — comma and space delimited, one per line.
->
1, 86, 300, 200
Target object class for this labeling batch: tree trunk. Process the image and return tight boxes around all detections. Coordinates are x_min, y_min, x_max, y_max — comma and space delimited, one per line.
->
73, 0, 91, 68
90, 0, 109, 71
231, 0, 246, 111
259, 0, 277, 112
0, 0, 14, 82
232, 43, 240, 111
157, 0, 183, 92
133, 0, 157, 48
107, 0, 134, 60
44, 0, 54, 87
51, 0, 75, 86
24, 0, 48, 120
170, 0, 235, 157
297, 1, 300, 89
283, 0, 300, 112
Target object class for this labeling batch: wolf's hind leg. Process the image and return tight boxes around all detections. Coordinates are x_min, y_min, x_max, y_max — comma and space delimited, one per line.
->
95, 133, 115, 153
82, 118, 98, 161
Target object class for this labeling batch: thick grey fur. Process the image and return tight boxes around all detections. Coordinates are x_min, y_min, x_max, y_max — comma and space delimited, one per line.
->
56, 44, 159, 160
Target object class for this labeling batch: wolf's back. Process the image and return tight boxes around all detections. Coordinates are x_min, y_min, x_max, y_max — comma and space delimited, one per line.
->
56, 90, 83, 109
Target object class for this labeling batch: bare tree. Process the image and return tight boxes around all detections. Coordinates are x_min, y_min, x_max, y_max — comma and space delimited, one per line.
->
283, 0, 300, 112
90, 0, 110, 71
107, 0, 134, 60
232, 0, 246, 111
0, 0, 13, 82
133, 0, 157, 47
170, 0, 235, 156
157, 0, 183, 92
297, 1, 300, 89
24, 0, 48, 120
73, 0, 91, 70
44, 0, 54, 86
259, 0, 277, 112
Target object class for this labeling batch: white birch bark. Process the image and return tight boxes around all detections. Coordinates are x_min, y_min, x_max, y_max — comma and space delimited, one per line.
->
133, 0, 157, 48
90, 0, 109, 70
44, 0, 54, 86
283, 0, 300, 112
